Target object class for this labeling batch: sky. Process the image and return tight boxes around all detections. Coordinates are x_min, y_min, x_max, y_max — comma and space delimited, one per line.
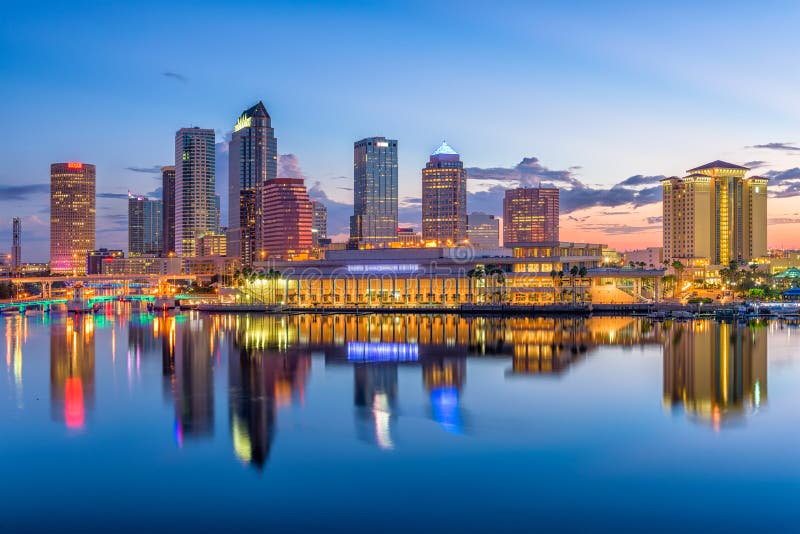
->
3, 0, 800, 261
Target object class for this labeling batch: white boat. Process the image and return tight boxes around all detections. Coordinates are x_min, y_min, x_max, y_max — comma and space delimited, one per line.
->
672, 310, 694, 320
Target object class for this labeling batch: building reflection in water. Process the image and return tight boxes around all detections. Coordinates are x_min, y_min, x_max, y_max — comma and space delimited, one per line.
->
173, 315, 215, 444
50, 315, 95, 430
663, 320, 767, 429
354, 363, 398, 450
5, 315, 26, 409
230, 316, 310, 470
423, 358, 466, 434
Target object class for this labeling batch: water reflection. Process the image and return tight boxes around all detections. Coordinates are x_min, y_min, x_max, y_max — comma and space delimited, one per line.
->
5, 315, 25, 408
663, 320, 768, 429
50, 315, 95, 429
2, 312, 781, 450
423, 358, 465, 434
230, 317, 310, 469
173, 316, 215, 443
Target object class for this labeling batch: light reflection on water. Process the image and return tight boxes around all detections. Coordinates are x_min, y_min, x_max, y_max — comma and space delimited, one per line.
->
2, 309, 800, 530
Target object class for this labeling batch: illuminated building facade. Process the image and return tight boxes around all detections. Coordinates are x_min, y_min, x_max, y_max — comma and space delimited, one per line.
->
11, 217, 21, 270
503, 187, 559, 246
311, 200, 327, 248
421, 141, 467, 244
351, 137, 398, 246
228, 101, 277, 267
196, 232, 227, 257
175, 127, 216, 258
662, 161, 768, 266
50, 162, 96, 275
128, 193, 162, 256
86, 248, 124, 275
261, 178, 312, 260
161, 165, 176, 257
467, 212, 500, 249
245, 245, 662, 307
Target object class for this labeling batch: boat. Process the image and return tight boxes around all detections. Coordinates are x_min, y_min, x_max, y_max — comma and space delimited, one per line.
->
1, 307, 20, 316
152, 297, 176, 311
672, 310, 694, 320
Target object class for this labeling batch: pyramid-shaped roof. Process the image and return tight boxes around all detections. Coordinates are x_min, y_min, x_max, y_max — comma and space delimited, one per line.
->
242, 100, 270, 119
687, 160, 749, 173
432, 141, 458, 156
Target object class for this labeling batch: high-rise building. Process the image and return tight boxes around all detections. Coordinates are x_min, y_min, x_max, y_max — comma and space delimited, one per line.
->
196, 233, 227, 257
228, 101, 277, 266
50, 162, 96, 274
128, 193, 163, 256
467, 212, 500, 248
86, 248, 124, 275
662, 161, 768, 265
422, 141, 467, 244
502, 187, 559, 246
11, 217, 21, 270
351, 137, 398, 246
311, 200, 327, 248
175, 128, 216, 258
161, 165, 176, 257
262, 178, 312, 260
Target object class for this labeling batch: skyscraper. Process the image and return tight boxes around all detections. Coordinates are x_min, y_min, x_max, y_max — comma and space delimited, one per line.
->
228, 101, 277, 266
262, 178, 312, 260
175, 128, 215, 258
128, 193, 163, 256
467, 212, 500, 248
662, 161, 768, 265
50, 162, 96, 274
502, 187, 559, 246
351, 137, 398, 246
311, 200, 327, 248
161, 165, 176, 257
422, 141, 467, 244
11, 217, 21, 270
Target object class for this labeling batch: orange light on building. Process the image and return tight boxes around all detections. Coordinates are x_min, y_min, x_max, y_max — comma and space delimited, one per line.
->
67, 162, 84, 169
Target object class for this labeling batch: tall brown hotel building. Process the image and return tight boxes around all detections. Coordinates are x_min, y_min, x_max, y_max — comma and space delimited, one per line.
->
50, 162, 96, 274
421, 141, 467, 244
502, 187, 559, 246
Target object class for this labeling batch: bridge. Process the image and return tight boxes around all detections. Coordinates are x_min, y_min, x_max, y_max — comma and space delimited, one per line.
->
0, 273, 203, 311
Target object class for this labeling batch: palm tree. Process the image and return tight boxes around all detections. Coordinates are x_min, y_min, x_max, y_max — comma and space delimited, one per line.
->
569, 265, 579, 304
485, 264, 505, 303
671, 260, 685, 297
578, 266, 588, 303
467, 266, 485, 304
557, 270, 564, 303
550, 269, 558, 304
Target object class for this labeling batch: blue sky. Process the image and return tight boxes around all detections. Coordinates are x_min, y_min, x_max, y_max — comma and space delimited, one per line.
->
3, 0, 800, 260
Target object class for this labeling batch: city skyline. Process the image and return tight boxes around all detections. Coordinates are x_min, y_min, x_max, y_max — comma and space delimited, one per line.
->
4, 2, 800, 260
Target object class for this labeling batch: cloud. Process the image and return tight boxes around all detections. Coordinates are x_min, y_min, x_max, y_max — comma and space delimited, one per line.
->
763, 167, 800, 198
466, 157, 666, 214
147, 186, 163, 199
769, 217, 800, 225
744, 160, 768, 169
750, 142, 800, 152
162, 71, 187, 83
126, 165, 164, 174
646, 216, 663, 224
0, 183, 49, 201
278, 154, 304, 178
576, 223, 660, 235
97, 192, 130, 199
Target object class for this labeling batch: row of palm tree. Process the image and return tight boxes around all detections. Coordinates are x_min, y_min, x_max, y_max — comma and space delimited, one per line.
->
466, 264, 506, 304
232, 267, 282, 304
549, 266, 589, 304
